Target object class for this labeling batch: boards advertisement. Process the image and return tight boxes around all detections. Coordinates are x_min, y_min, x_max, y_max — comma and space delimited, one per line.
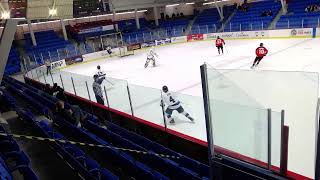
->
187, 34, 204, 41
50, 59, 66, 70
65, 55, 83, 65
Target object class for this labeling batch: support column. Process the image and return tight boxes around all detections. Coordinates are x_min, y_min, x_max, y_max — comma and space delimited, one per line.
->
135, 9, 140, 29
113, 10, 119, 31
153, 6, 159, 26
0, 19, 19, 83
280, 0, 287, 14
101, 0, 107, 12
27, 19, 37, 46
60, 19, 68, 41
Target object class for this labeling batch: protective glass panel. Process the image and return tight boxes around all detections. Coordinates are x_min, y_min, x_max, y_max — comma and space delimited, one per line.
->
128, 84, 164, 126
206, 66, 319, 178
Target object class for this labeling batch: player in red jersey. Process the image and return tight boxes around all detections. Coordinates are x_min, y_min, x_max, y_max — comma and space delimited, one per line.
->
215, 36, 225, 54
251, 43, 268, 68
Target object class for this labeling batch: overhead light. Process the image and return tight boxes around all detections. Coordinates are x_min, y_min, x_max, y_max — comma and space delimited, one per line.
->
1, 11, 10, 19
203, 0, 228, 5
186, 2, 195, 5
49, 8, 57, 16
116, 10, 147, 15
166, 4, 180, 7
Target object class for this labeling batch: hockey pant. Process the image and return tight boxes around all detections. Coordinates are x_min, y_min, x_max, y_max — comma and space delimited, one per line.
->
252, 56, 263, 67
217, 46, 223, 54
95, 95, 105, 105
165, 106, 191, 121
145, 57, 156, 68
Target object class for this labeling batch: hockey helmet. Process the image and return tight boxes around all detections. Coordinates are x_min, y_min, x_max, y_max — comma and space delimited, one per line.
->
217, 36, 220, 39
162, 86, 168, 93
260, 43, 264, 47
97, 65, 101, 69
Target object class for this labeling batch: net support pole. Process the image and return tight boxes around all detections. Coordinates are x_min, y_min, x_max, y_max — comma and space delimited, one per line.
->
200, 64, 218, 180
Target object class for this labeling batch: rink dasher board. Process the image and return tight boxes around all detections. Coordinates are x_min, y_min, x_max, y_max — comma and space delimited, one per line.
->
49, 28, 317, 72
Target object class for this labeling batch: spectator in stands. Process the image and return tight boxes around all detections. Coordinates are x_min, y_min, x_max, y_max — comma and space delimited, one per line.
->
166, 14, 170, 19
45, 59, 51, 75
56, 87, 67, 101
52, 83, 59, 96
180, 12, 184, 17
92, 74, 105, 105
172, 13, 176, 19
55, 101, 83, 128
44, 84, 53, 95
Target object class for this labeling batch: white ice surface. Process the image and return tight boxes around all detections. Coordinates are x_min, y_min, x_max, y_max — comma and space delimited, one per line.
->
37, 38, 320, 179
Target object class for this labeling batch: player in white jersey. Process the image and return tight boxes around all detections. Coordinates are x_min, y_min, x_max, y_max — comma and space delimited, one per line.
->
144, 47, 158, 68
95, 65, 106, 78
106, 46, 112, 56
160, 86, 194, 124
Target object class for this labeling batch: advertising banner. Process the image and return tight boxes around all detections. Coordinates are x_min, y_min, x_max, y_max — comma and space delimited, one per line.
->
187, 34, 204, 41
127, 43, 141, 51
155, 38, 171, 46
50, 59, 66, 70
141, 41, 156, 48
171, 36, 187, 43
65, 55, 83, 65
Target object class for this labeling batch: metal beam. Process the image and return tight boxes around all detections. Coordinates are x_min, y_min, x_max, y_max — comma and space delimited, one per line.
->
280, 0, 287, 14
60, 19, 68, 41
0, 19, 19, 83
214, 0, 224, 20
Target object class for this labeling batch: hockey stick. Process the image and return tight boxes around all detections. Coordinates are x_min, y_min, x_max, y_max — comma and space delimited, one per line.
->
160, 92, 168, 129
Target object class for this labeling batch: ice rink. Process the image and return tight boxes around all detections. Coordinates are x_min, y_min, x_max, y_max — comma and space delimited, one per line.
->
35, 38, 320, 179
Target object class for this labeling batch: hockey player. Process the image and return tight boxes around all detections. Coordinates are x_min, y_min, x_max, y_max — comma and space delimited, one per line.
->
144, 47, 158, 68
251, 43, 268, 68
215, 36, 225, 55
160, 86, 194, 124
95, 65, 106, 78
106, 46, 112, 56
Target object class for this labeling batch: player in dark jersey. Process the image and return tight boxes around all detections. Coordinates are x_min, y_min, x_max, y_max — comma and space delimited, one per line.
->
215, 36, 225, 54
251, 43, 268, 68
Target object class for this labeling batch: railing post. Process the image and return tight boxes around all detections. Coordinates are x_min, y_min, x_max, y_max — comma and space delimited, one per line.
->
280, 110, 289, 175
267, 108, 272, 170
42, 71, 47, 84
126, 85, 134, 116
198, 25, 201, 34
85, 81, 91, 101
230, 23, 232, 32
240, 23, 242, 31
57, 50, 60, 60
59, 74, 64, 89
206, 25, 209, 34
103, 86, 110, 107
214, 24, 217, 32
318, 18, 320, 27
49, 72, 54, 84
71, 77, 77, 95
262, 21, 264, 30
302, 19, 304, 28
288, 19, 290, 28
251, 23, 253, 31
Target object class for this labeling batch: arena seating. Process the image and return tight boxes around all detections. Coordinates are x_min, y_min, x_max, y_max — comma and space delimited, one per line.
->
0, 122, 38, 179
277, 0, 320, 29
225, 1, 281, 32
2, 76, 210, 179
193, 5, 234, 34
24, 30, 73, 64
2, 85, 119, 180
4, 47, 21, 75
